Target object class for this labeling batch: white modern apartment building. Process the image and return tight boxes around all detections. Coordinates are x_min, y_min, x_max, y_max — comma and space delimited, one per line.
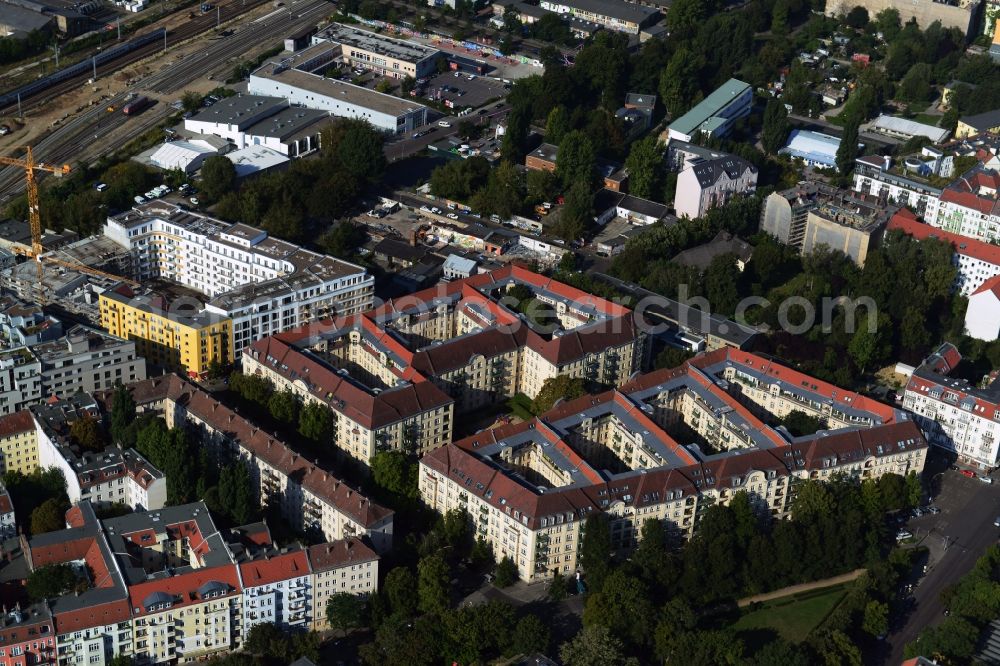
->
31, 393, 167, 511
104, 201, 374, 355
0, 347, 41, 416
853, 154, 944, 217
888, 208, 1000, 296
904, 342, 1000, 469
239, 549, 312, 635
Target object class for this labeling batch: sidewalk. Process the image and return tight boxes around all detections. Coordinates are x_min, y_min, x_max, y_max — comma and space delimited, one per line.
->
737, 568, 866, 607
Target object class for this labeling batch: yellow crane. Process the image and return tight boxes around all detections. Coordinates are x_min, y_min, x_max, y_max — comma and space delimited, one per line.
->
0, 146, 71, 281
0, 147, 139, 296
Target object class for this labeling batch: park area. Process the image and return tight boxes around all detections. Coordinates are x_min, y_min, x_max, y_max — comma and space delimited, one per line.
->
733, 583, 849, 644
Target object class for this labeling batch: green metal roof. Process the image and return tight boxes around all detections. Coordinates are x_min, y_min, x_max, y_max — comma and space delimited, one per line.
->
668, 78, 751, 137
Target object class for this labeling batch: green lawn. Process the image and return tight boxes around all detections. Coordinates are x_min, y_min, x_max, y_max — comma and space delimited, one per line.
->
733, 584, 848, 644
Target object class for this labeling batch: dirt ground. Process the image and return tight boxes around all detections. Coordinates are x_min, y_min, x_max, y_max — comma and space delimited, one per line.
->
0, 2, 273, 153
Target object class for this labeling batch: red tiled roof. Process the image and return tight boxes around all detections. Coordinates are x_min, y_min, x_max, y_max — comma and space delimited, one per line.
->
306, 538, 378, 573
940, 188, 996, 214
972, 273, 1000, 297
0, 490, 12, 515
0, 410, 34, 438
54, 599, 131, 634
127, 565, 241, 617
238, 550, 308, 587
889, 208, 1000, 266
109, 375, 393, 528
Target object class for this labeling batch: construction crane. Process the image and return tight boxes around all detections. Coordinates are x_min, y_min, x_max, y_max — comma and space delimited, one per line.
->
0, 146, 70, 282
0, 147, 139, 298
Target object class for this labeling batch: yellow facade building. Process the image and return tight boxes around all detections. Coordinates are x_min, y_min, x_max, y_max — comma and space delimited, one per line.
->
99, 291, 233, 379
0, 410, 38, 474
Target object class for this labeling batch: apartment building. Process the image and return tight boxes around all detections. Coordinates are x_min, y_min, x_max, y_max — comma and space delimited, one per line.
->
308, 539, 378, 631
19, 501, 379, 666
923, 168, 1000, 242
888, 208, 1000, 296
537, 0, 660, 34
760, 182, 895, 266
0, 605, 56, 666
853, 154, 945, 217
904, 342, 1000, 469
99, 290, 233, 379
103, 201, 374, 360
0, 481, 14, 539
114, 375, 395, 552
35, 325, 147, 396
311, 24, 442, 79
825, 0, 981, 39
0, 348, 40, 416
0, 410, 39, 474
0, 296, 62, 346
663, 79, 752, 143
422, 352, 925, 582
249, 45, 428, 134
245, 267, 642, 461
667, 140, 758, 220
31, 393, 167, 511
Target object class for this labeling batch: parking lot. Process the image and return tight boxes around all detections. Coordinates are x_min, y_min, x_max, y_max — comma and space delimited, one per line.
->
420, 71, 508, 110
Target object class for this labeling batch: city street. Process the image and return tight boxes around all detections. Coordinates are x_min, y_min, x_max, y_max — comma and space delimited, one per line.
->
885, 465, 1000, 664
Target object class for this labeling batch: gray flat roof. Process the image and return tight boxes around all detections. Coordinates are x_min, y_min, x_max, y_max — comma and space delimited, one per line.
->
251, 61, 425, 118
187, 95, 287, 126
244, 107, 329, 140
315, 23, 440, 63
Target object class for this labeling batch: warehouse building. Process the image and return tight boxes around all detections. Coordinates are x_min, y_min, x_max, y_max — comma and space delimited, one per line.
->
311, 23, 442, 80
248, 45, 428, 134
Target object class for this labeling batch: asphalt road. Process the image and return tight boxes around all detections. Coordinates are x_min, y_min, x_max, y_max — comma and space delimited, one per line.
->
884, 467, 1000, 664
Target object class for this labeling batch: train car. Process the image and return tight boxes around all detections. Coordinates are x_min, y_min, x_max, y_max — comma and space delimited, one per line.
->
122, 96, 153, 116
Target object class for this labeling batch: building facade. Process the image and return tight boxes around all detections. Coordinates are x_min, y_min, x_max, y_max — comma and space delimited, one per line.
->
422, 349, 924, 582
103, 201, 374, 361
0, 410, 38, 474
668, 141, 758, 220
311, 24, 442, 79
904, 343, 1000, 469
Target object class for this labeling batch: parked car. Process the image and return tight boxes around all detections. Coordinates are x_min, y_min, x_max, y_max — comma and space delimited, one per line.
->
994, 516, 1000, 527
960, 469, 977, 478
896, 530, 913, 541
95, 182, 108, 192
134, 195, 147, 204
438, 120, 452, 128
981, 475, 994, 484
926, 506, 940, 514
446, 213, 459, 220
0, 125, 10, 136
189, 197, 199, 205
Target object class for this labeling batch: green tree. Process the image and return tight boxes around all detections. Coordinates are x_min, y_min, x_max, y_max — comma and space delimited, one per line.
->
761, 98, 790, 155
370, 451, 418, 500
624, 136, 664, 200
583, 569, 655, 648
384, 567, 418, 617
862, 600, 889, 637
545, 105, 571, 144
666, 0, 706, 36
555, 181, 595, 241
532, 375, 588, 413
659, 47, 703, 118
267, 389, 300, 424
494, 556, 518, 587
109, 383, 136, 446
845, 6, 869, 29
897, 63, 933, 104
30, 497, 67, 535
199, 156, 237, 201
417, 554, 450, 616
70, 414, 104, 452
559, 625, 628, 666
181, 91, 203, 112
836, 121, 859, 175
327, 593, 368, 634
26, 563, 78, 601
548, 570, 568, 601
578, 513, 612, 592
781, 410, 826, 436
556, 130, 596, 189
299, 402, 333, 446
510, 614, 550, 656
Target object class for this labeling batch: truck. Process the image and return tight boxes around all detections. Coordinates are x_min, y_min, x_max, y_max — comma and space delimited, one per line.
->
122, 96, 153, 116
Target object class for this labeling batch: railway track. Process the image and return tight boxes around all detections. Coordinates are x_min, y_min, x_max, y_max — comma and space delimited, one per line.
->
0, 0, 273, 117
0, 0, 330, 201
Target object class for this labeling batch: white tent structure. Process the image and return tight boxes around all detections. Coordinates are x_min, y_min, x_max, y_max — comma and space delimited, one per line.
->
150, 140, 219, 173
